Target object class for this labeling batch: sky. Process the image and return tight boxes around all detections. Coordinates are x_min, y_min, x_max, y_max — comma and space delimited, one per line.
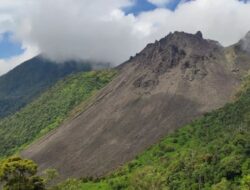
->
0, 32, 24, 59
0, 0, 250, 75
124, 0, 183, 15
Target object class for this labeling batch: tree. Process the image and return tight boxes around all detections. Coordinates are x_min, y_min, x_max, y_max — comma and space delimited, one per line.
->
211, 178, 231, 190
129, 166, 166, 190
0, 156, 45, 190
241, 175, 250, 190
42, 169, 58, 186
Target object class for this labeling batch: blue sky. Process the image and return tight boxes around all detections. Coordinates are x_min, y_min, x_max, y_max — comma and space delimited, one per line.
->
0, 32, 24, 59
125, 0, 183, 15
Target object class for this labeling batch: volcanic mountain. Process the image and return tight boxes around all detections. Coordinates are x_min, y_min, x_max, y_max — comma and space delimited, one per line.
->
22, 31, 250, 179
0, 56, 108, 118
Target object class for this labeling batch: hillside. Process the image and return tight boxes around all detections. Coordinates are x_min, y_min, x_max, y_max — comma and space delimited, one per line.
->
0, 56, 106, 118
0, 70, 116, 157
55, 74, 250, 189
22, 31, 250, 179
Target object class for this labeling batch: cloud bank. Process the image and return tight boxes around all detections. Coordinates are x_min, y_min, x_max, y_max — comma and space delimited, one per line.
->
0, 0, 250, 75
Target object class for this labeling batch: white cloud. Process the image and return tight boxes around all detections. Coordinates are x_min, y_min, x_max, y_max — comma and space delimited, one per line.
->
136, 0, 250, 45
0, 0, 250, 75
23, 0, 140, 64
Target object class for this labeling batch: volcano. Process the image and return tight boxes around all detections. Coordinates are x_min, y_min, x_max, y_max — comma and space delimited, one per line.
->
22, 31, 250, 179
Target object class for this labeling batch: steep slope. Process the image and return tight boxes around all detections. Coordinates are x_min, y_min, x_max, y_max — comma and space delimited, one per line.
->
22, 31, 250, 179
0, 70, 116, 157
56, 74, 250, 190
0, 56, 108, 118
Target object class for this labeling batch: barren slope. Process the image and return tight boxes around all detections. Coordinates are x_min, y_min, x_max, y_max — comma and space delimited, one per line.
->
22, 31, 250, 179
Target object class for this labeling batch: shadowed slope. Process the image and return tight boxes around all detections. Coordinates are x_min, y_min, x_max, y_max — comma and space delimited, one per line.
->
0, 56, 109, 118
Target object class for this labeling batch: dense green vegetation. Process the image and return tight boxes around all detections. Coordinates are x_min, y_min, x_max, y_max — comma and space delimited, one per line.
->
55, 76, 250, 189
0, 56, 93, 118
0, 70, 116, 158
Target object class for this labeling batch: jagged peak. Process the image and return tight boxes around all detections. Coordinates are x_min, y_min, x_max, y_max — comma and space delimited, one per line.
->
140, 31, 219, 56
124, 31, 226, 82
195, 31, 203, 38
123, 31, 222, 71
156, 31, 211, 49
166, 31, 203, 39
143, 31, 205, 50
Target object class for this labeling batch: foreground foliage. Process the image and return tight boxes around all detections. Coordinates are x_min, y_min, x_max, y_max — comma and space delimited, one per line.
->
0, 157, 59, 190
0, 157, 45, 190
0, 70, 116, 157
55, 77, 250, 189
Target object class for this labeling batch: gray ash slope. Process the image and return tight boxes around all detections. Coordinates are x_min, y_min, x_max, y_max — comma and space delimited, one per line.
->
22, 31, 250, 179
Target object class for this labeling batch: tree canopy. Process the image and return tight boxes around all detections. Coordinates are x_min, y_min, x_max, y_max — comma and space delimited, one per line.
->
0, 157, 45, 190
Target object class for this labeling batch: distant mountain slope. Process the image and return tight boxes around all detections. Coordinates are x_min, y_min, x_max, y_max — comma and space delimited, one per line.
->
0, 70, 116, 157
57, 74, 250, 190
0, 56, 106, 118
22, 31, 250, 179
